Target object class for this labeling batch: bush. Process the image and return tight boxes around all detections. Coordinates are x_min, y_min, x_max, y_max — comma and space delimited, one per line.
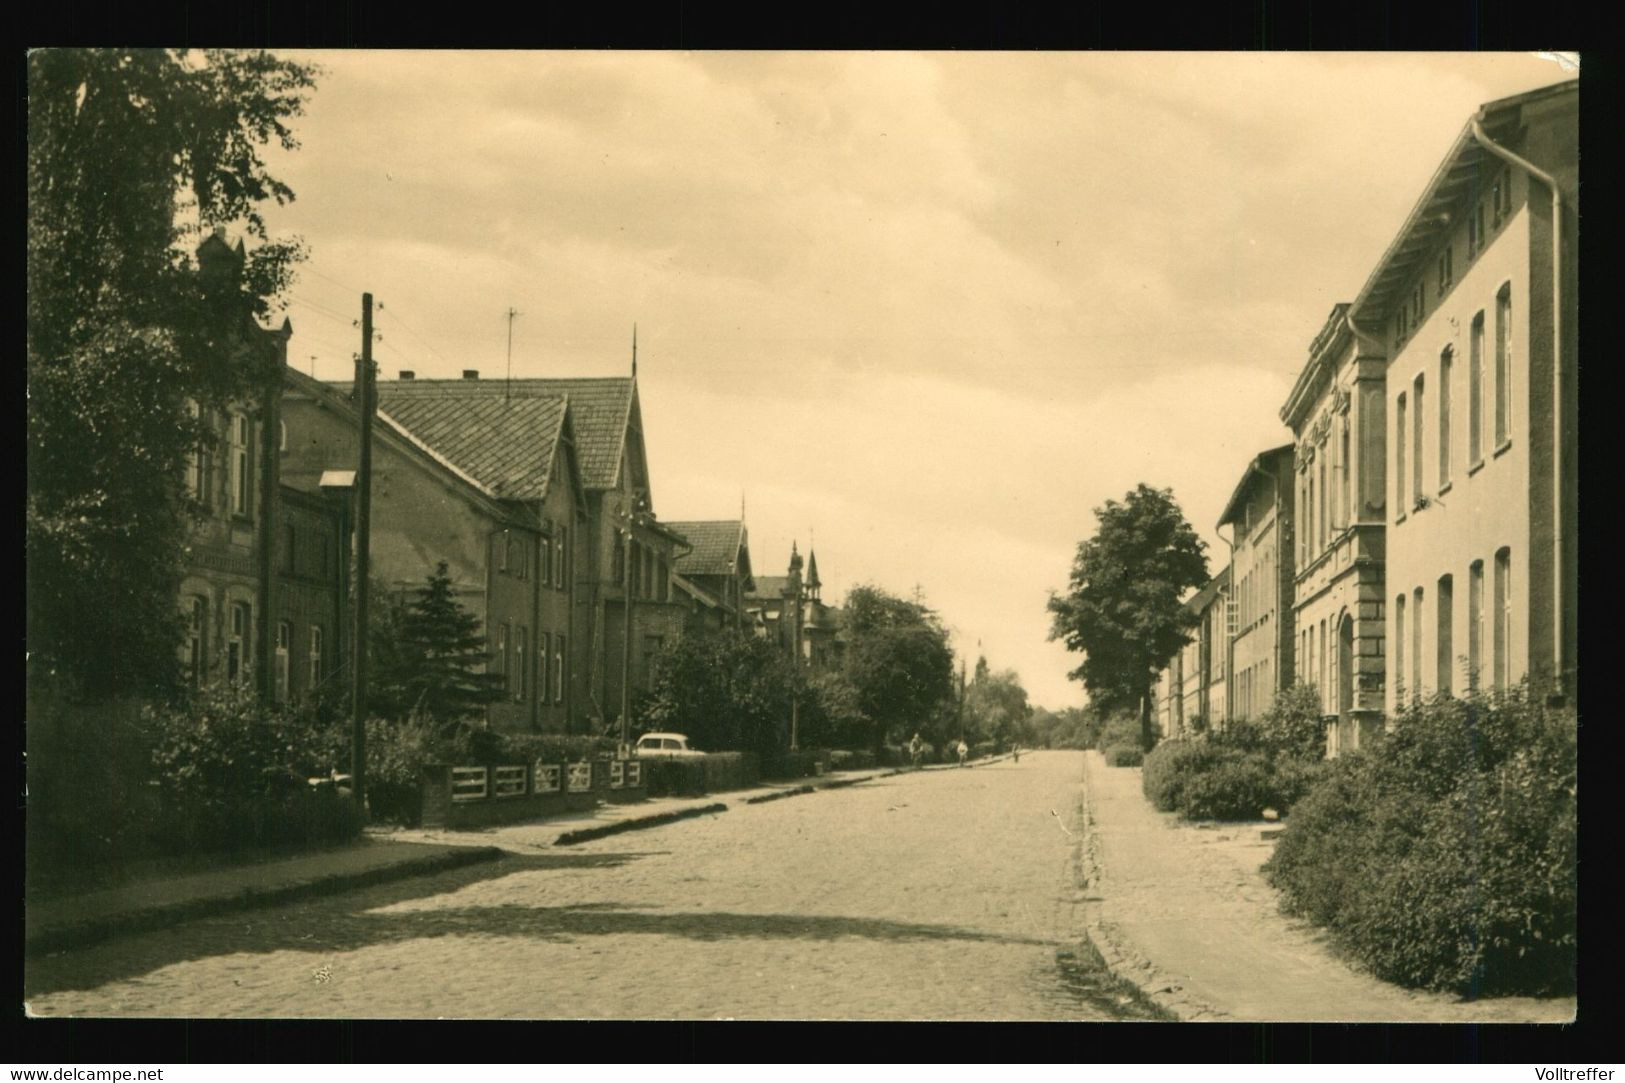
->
146, 683, 355, 854
1264, 684, 1575, 996
700, 751, 760, 792
1104, 744, 1143, 767
765, 748, 829, 779
829, 749, 877, 771
1178, 747, 1275, 820
1141, 739, 1214, 811
643, 758, 708, 798
1255, 684, 1329, 762
1097, 711, 1146, 752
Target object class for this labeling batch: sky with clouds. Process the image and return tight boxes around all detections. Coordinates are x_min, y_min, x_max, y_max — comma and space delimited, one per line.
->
258, 50, 1575, 710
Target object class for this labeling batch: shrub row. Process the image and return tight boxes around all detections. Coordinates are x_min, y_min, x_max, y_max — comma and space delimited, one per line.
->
1140, 739, 1306, 820
1104, 744, 1144, 767
1263, 684, 1575, 997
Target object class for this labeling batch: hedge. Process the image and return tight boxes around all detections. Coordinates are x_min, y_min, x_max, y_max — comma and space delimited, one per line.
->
1104, 744, 1144, 767
1263, 684, 1575, 997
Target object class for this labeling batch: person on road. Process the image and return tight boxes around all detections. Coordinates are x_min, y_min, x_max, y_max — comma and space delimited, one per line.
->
909, 733, 924, 770
956, 739, 968, 767
1012, 742, 1021, 764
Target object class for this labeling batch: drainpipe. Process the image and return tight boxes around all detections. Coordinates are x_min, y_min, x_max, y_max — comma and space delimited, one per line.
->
1221, 524, 1236, 728
1470, 116, 1567, 692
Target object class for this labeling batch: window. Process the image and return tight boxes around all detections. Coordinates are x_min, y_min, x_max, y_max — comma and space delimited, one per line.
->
1495, 284, 1512, 447
186, 596, 207, 686
309, 625, 324, 691
1318, 453, 1328, 551
226, 602, 251, 685
538, 631, 550, 703
184, 400, 204, 499
229, 412, 251, 516
1340, 416, 1351, 527
553, 637, 565, 704
1437, 245, 1453, 293
1412, 375, 1425, 507
1492, 167, 1511, 228
274, 621, 291, 704
1411, 281, 1424, 327
1468, 560, 1484, 690
509, 534, 526, 580
499, 531, 510, 574
1396, 306, 1409, 348
1395, 393, 1407, 513
1412, 587, 1424, 701
1438, 347, 1453, 487
1469, 312, 1485, 464
1394, 594, 1407, 701
279, 419, 287, 453
496, 623, 509, 690
514, 626, 527, 701
1494, 548, 1512, 690
540, 536, 552, 588
1468, 199, 1486, 260
1436, 575, 1454, 697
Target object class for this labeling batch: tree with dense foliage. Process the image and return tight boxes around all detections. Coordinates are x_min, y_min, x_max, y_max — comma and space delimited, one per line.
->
369, 563, 507, 725
839, 584, 956, 752
1047, 484, 1209, 747
642, 630, 794, 757
963, 656, 1033, 750
27, 49, 317, 702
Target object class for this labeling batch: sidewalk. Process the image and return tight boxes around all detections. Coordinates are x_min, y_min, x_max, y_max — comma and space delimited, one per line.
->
26, 838, 502, 955
26, 761, 957, 954
1077, 750, 1576, 1023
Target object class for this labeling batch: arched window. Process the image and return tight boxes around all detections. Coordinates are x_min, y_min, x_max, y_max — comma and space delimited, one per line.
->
1468, 560, 1485, 691
186, 596, 208, 686
1495, 284, 1513, 447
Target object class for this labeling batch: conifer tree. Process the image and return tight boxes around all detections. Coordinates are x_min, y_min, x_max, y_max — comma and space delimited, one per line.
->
372, 562, 506, 724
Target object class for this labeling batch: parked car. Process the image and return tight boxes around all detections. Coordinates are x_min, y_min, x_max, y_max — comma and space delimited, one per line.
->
633, 732, 705, 759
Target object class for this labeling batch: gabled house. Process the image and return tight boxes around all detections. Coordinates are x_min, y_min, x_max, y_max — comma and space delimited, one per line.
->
665, 520, 755, 633
746, 544, 843, 670
360, 373, 687, 731
286, 369, 589, 732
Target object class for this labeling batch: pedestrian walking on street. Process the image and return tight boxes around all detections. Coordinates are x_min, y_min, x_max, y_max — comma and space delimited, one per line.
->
956, 739, 968, 767
909, 732, 924, 770
1012, 743, 1021, 764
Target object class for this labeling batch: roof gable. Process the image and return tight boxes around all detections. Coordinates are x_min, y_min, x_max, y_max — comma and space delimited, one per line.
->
667, 520, 748, 577
353, 377, 635, 491
373, 389, 568, 501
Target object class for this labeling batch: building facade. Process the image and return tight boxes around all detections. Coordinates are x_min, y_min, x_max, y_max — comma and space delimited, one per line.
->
665, 520, 755, 633
1217, 445, 1297, 724
1280, 305, 1389, 755
746, 545, 843, 670
1173, 567, 1230, 734
1351, 81, 1578, 711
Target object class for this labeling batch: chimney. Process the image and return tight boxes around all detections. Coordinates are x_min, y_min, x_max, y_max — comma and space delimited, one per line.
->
398, 370, 415, 380
462, 369, 479, 380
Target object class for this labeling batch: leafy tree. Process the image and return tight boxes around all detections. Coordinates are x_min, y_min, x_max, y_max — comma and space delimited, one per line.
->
1047, 483, 1209, 748
370, 563, 506, 724
643, 630, 794, 757
839, 584, 956, 752
963, 658, 1033, 750
27, 48, 317, 702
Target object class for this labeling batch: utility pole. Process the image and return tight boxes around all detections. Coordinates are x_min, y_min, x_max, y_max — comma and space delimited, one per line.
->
351, 293, 376, 823
505, 307, 520, 400
619, 509, 635, 757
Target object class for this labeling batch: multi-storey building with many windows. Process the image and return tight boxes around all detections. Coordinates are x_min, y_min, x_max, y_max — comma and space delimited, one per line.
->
1280, 304, 1390, 755
1349, 81, 1577, 710
1216, 444, 1297, 725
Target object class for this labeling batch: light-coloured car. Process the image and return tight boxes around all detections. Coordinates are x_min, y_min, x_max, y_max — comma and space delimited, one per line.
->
633, 732, 705, 758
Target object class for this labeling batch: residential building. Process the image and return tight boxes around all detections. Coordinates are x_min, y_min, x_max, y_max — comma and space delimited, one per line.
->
1176, 567, 1230, 733
1280, 305, 1389, 755
359, 373, 688, 730
177, 230, 346, 706
665, 520, 756, 633
746, 544, 843, 670
1351, 80, 1577, 710
1216, 445, 1297, 725
284, 369, 588, 732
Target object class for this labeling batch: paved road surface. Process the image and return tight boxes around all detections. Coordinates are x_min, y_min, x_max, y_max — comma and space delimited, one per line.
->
27, 751, 1144, 1021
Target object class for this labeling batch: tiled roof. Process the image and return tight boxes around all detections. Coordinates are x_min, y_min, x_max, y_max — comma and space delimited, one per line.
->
748, 575, 790, 601
356, 378, 634, 491
373, 390, 567, 501
666, 521, 746, 577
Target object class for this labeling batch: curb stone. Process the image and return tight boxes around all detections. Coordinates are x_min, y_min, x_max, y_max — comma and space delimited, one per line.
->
26, 844, 504, 956
552, 802, 728, 845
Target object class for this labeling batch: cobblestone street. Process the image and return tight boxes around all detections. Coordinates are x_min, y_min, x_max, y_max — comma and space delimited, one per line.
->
26, 752, 1146, 1021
